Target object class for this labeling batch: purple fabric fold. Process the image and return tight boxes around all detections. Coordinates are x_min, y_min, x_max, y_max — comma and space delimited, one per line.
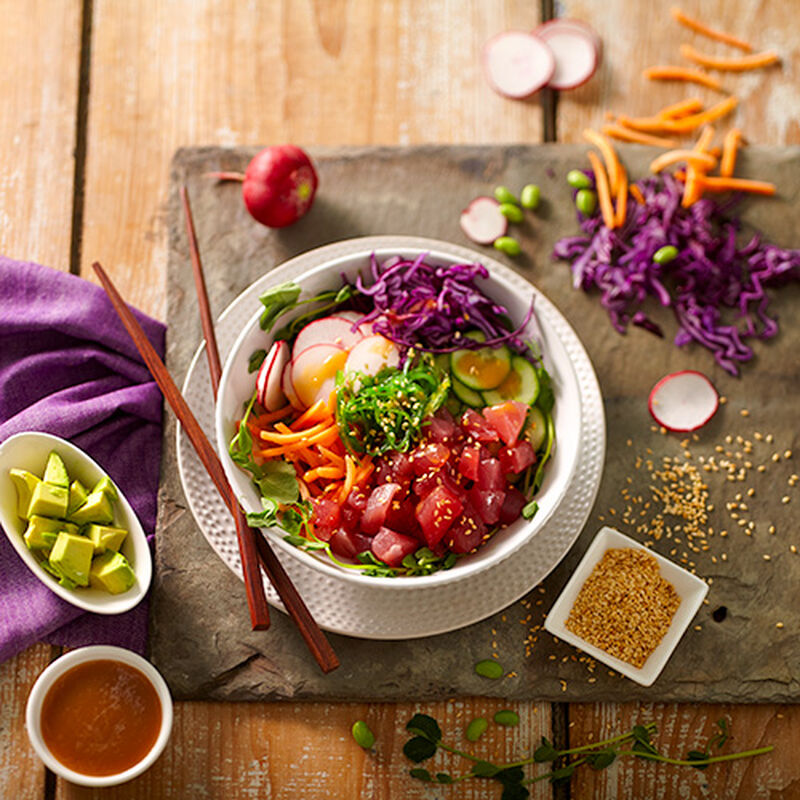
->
0, 257, 165, 662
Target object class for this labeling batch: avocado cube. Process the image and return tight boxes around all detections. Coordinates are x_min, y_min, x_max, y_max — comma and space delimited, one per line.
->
89, 551, 135, 594
84, 524, 128, 555
68, 490, 114, 525
28, 482, 69, 519
8, 469, 42, 519
40, 559, 78, 589
91, 476, 118, 502
23, 516, 79, 550
67, 480, 89, 516
43, 451, 70, 488
49, 532, 94, 587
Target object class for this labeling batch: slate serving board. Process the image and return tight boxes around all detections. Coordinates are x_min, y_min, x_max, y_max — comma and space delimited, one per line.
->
150, 144, 800, 702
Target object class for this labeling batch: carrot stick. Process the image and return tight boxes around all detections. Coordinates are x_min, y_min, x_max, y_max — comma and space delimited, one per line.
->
259, 421, 333, 444
693, 125, 715, 154
720, 128, 743, 177
680, 44, 780, 72
656, 97, 704, 119
317, 446, 345, 469
670, 7, 753, 52
667, 95, 738, 132
643, 65, 722, 90
695, 176, 776, 196
338, 455, 357, 504
254, 406, 294, 425
649, 149, 717, 174
630, 184, 646, 205
614, 166, 628, 227
601, 124, 678, 149
587, 151, 616, 229
290, 399, 333, 430
583, 129, 621, 195
304, 466, 345, 482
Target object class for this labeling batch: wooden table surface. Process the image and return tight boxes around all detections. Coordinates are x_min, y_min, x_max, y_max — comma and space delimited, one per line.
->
1, 1, 798, 797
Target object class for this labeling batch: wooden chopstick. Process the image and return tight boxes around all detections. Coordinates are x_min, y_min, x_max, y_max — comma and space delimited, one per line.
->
93, 260, 339, 673
179, 185, 270, 631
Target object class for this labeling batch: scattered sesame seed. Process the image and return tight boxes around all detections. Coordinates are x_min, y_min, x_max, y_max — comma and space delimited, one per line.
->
776, 622, 784, 629
740, 409, 750, 417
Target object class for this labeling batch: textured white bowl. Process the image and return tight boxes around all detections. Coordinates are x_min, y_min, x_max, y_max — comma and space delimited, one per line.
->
216, 242, 583, 589
0, 432, 152, 614
25, 645, 172, 787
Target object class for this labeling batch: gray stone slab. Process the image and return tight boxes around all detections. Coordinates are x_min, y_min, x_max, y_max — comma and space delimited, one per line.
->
150, 144, 800, 702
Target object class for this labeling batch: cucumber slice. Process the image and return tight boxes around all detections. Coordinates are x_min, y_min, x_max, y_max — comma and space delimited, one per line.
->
451, 344, 512, 391
481, 355, 540, 405
524, 406, 547, 451
451, 377, 484, 408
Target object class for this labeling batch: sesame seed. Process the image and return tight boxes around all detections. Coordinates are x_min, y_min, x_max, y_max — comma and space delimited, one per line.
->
776, 622, 784, 629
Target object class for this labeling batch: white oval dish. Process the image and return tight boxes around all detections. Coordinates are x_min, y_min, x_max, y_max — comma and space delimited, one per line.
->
0, 432, 152, 614
25, 645, 172, 787
215, 241, 583, 590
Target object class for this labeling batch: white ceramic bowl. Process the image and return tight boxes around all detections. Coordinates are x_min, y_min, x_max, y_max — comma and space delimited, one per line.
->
25, 645, 172, 787
216, 243, 583, 588
544, 526, 709, 686
0, 432, 152, 614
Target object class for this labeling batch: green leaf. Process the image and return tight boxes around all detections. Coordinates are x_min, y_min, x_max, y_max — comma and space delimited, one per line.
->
248, 349, 267, 373
408, 768, 432, 782
405, 713, 442, 742
245, 497, 279, 527
471, 760, 500, 778
283, 534, 307, 547
500, 783, 530, 800
228, 393, 258, 475
280, 504, 311, 537
549, 764, 575, 784
586, 749, 616, 770
436, 773, 454, 784
403, 736, 437, 763
521, 500, 539, 520
686, 750, 710, 770
258, 282, 302, 331
254, 461, 299, 505
633, 725, 653, 745
533, 737, 558, 763
496, 766, 525, 785
535, 367, 555, 414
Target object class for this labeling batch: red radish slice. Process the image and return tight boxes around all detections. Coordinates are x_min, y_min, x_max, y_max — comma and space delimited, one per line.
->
535, 18, 602, 53
281, 360, 303, 410
534, 21, 599, 90
256, 341, 290, 411
648, 371, 719, 432
344, 335, 400, 378
459, 196, 508, 245
291, 344, 349, 408
330, 311, 374, 337
482, 31, 556, 99
292, 315, 363, 358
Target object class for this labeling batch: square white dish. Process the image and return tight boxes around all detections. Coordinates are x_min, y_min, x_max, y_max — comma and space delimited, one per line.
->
544, 526, 708, 686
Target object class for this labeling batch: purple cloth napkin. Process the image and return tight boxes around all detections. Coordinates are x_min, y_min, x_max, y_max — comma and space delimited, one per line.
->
0, 257, 165, 662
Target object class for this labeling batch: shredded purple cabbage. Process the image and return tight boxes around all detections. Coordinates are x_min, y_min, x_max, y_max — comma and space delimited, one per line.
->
353, 253, 535, 355
553, 173, 800, 375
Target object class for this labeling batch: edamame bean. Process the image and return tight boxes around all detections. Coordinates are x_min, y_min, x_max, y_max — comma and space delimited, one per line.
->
494, 186, 519, 205
653, 245, 679, 264
520, 183, 541, 209
566, 169, 592, 189
493, 236, 521, 256
575, 188, 597, 216
474, 659, 504, 679
499, 203, 524, 223
493, 710, 520, 727
465, 717, 489, 742
351, 720, 376, 749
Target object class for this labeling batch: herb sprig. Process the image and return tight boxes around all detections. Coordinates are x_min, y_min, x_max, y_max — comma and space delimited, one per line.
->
402, 713, 772, 797
258, 281, 359, 339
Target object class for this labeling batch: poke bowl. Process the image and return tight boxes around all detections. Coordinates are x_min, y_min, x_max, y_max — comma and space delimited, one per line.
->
215, 242, 585, 589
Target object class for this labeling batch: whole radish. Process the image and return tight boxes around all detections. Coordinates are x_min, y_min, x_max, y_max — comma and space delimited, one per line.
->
209, 144, 318, 228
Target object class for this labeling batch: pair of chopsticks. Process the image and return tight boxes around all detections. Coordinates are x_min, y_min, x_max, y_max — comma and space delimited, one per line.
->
92, 191, 339, 674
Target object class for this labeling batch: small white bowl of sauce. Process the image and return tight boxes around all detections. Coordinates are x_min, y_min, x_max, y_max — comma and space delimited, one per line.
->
25, 645, 172, 787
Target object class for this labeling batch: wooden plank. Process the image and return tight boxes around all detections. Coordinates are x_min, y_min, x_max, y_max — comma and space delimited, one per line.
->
80, 0, 545, 320
57, 699, 553, 799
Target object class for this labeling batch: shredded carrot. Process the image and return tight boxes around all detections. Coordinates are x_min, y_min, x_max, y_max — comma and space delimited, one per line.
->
649, 149, 717, 174
680, 44, 780, 72
601, 124, 678, 149
667, 95, 738, 132
354, 459, 375, 486
656, 97, 704, 119
338, 456, 357, 504
670, 7, 753, 52
614, 166, 628, 227
695, 176, 776, 196
643, 65, 722, 90
693, 125, 715, 154
630, 184, 645, 205
720, 128, 743, 177
290, 399, 333, 430
317, 446, 345, 469
304, 466, 346, 482
681, 126, 716, 207
254, 406, 294, 425
583, 129, 621, 195
257, 426, 339, 456
586, 151, 616, 229
258, 421, 333, 444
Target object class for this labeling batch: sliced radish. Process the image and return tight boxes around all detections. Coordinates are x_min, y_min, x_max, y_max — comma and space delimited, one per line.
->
292, 315, 363, 358
459, 196, 508, 245
482, 31, 556, 99
344, 335, 400, 378
535, 18, 602, 53
648, 371, 719, 432
533, 20, 599, 90
256, 341, 290, 411
281, 360, 303, 410
329, 310, 374, 338
291, 343, 349, 408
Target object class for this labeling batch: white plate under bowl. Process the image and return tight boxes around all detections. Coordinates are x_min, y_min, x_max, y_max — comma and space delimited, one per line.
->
177, 236, 605, 638
0, 432, 152, 615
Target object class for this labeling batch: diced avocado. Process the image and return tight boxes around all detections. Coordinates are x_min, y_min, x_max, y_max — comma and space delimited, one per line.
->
43, 451, 70, 488
89, 551, 136, 594
48, 532, 94, 587
9, 469, 42, 519
23, 515, 79, 551
27, 482, 69, 519
84, 523, 128, 555
67, 479, 89, 516
68, 490, 114, 525
40, 559, 77, 589
91, 476, 118, 502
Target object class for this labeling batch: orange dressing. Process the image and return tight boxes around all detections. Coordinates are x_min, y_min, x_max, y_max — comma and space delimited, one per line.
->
453, 350, 510, 388
40, 660, 162, 777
